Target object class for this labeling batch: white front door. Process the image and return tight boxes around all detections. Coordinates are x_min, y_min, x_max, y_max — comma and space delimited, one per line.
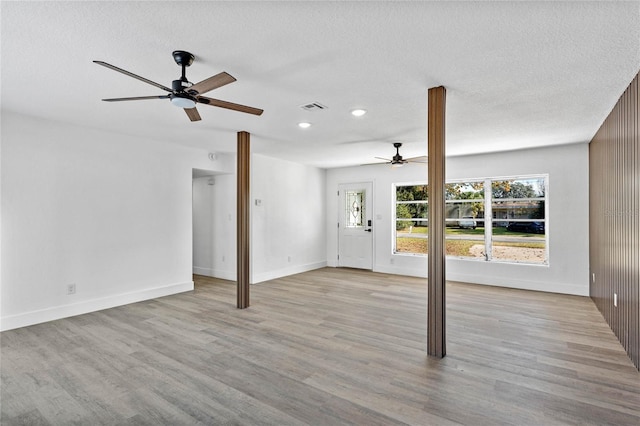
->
338, 182, 373, 269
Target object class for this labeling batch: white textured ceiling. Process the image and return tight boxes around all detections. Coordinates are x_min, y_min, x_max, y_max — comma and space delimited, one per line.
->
2, 1, 639, 168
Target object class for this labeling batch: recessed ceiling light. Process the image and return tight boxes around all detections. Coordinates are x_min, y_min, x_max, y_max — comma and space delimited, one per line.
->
298, 122, 312, 129
351, 109, 367, 117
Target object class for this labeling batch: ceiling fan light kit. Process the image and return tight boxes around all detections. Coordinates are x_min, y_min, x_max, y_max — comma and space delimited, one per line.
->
170, 94, 197, 109
94, 50, 263, 121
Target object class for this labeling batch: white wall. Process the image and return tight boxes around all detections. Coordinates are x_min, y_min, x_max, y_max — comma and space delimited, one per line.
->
326, 143, 590, 295
1, 112, 220, 331
251, 154, 327, 283
191, 153, 327, 284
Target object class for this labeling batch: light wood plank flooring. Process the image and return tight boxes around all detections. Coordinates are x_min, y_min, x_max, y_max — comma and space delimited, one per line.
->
2, 268, 639, 425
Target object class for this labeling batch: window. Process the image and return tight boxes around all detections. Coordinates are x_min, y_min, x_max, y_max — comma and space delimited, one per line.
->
490, 177, 546, 263
393, 175, 547, 264
394, 185, 428, 254
445, 181, 485, 259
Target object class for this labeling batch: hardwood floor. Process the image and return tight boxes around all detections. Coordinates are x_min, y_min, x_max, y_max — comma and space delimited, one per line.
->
2, 268, 639, 425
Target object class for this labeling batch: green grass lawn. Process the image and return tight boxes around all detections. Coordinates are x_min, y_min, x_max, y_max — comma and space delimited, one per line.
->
395, 238, 477, 256
398, 226, 542, 238
395, 236, 545, 256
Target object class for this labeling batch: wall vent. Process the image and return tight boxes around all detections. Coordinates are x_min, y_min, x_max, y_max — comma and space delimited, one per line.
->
300, 102, 327, 111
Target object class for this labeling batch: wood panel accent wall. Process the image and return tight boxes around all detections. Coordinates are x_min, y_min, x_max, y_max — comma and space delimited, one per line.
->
589, 71, 639, 370
427, 86, 446, 358
237, 131, 250, 309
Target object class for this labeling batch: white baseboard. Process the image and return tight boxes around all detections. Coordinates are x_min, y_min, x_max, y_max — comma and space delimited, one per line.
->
193, 266, 235, 281
251, 261, 327, 284
363, 264, 587, 296
197, 262, 587, 296
374, 265, 427, 278
0, 281, 194, 332
446, 272, 588, 296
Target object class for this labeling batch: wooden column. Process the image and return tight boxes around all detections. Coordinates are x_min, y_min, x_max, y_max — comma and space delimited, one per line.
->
427, 86, 446, 358
237, 131, 250, 309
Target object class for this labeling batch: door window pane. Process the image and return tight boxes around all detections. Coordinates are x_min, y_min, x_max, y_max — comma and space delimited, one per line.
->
345, 190, 365, 228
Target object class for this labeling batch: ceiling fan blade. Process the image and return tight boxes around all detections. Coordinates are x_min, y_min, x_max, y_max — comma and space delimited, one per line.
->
197, 96, 264, 116
184, 107, 201, 122
406, 155, 428, 163
94, 61, 173, 92
360, 161, 393, 166
374, 157, 392, 162
188, 72, 237, 96
101, 95, 170, 102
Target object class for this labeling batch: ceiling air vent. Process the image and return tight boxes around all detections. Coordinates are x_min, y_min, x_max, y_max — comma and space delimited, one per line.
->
300, 102, 327, 111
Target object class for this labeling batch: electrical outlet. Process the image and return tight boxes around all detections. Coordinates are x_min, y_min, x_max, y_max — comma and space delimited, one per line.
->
390, 258, 395, 265
614, 293, 618, 307
287, 256, 292, 263
67, 284, 76, 295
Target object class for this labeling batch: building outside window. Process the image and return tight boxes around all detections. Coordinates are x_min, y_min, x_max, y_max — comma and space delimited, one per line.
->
394, 175, 547, 264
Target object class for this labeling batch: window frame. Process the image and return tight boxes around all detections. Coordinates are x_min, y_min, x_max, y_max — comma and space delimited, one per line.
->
392, 182, 429, 256
442, 179, 487, 261
393, 174, 549, 265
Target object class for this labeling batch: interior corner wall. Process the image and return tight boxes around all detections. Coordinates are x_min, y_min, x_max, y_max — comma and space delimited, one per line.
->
0, 112, 218, 331
326, 142, 590, 296
192, 172, 237, 281
251, 154, 327, 283
589, 71, 639, 370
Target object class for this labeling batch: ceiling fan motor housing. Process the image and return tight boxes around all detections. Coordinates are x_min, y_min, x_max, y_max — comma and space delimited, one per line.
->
172, 79, 191, 92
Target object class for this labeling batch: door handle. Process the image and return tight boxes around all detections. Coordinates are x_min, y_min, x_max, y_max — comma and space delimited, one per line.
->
364, 228, 372, 232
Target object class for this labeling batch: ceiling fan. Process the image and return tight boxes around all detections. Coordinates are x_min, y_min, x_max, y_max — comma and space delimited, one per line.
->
374, 142, 427, 167
93, 50, 263, 122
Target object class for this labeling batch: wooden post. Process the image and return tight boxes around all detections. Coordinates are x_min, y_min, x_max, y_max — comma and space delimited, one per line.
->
427, 86, 446, 357
237, 131, 250, 309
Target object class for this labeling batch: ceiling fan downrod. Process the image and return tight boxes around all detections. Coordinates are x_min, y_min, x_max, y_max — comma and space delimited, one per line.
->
393, 142, 404, 163
172, 50, 194, 92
